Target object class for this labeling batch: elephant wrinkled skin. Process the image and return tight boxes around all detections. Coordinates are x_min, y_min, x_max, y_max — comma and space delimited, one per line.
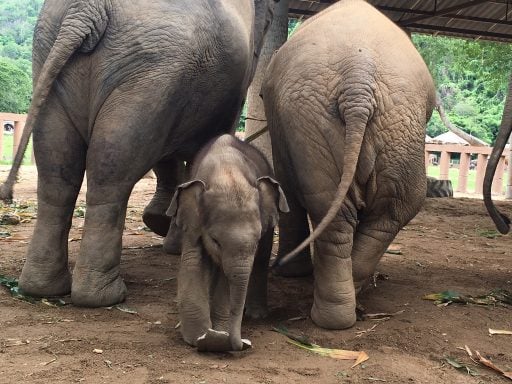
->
167, 134, 288, 351
0, 0, 276, 307
263, 0, 436, 329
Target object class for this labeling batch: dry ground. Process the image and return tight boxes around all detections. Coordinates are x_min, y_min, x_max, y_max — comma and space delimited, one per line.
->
1, 165, 511, 384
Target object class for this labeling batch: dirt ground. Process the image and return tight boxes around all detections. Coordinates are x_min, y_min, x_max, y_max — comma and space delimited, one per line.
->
1, 165, 511, 384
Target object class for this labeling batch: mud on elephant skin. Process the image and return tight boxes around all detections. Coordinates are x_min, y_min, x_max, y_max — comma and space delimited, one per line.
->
263, 0, 436, 330
0, 0, 277, 308
166, 134, 288, 352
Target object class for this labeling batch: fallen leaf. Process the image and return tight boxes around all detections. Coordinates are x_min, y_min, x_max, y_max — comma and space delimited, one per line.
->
464, 346, 512, 381
445, 357, 479, 376
489, 328, 512, 335
423, 289, 512, 306
363, 310, 405, 321
273, 326, 368, 367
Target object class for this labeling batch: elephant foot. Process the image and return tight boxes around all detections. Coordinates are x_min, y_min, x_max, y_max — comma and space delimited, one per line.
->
71, 269, 127, 307
273, 251, 313, 277
163, 230, 182, 254
310, 301, 356, 330
19, 263, 72, 297
197, 329, 251, 352
143, 190, 173, 236
244, 303, 269, 320
142, 211, 171, 237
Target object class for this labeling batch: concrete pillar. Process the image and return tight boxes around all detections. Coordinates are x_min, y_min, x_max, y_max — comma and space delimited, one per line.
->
475, 153, 488, 194
439, 150, 450, 180
507, 135, 512, 199
0, 124, 3, 162
492, 156, 506, 195
424, 150, 430, 171
13, 120, 25, 159
457, 152, 471, 193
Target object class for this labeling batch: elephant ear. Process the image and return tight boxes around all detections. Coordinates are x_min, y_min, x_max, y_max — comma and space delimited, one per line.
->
257, 176, 289, 228
167, 180, 205, 230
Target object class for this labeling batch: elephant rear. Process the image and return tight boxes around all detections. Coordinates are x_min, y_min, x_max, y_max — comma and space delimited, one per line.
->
262, 0, 436, 330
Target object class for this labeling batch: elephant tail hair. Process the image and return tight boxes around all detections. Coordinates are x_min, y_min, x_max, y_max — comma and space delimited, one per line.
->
483, 74, 512, 234
274, 76, 376, 267
0, 0, 111, 202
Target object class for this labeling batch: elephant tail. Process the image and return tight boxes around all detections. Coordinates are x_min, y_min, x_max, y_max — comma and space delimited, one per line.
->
0, 1, 110, 202
274, 73, 376, 267
483, 74, 512, 234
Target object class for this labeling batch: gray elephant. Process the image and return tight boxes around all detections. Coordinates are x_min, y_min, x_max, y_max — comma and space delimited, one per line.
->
262, 0, 436, 329
0, 0, 276, 307
484, 75, 511, 234
166, 134, 288, 351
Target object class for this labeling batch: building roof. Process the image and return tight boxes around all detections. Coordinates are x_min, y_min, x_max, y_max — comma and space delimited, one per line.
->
289, 1, 512, 43
432, 131, 471, 144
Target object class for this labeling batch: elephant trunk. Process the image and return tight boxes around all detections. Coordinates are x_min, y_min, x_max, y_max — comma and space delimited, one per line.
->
224, 261, 252, 351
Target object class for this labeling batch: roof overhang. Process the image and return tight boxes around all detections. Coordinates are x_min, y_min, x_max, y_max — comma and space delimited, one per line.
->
289, 0, 512, 43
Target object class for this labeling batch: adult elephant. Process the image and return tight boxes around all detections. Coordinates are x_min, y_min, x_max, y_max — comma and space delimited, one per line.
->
484, 75, 511, 234
263, 0, 436, 329
0, 0, 276, 307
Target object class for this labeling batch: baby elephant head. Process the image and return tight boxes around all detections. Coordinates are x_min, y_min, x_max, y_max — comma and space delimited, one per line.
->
167, 175, 288, 351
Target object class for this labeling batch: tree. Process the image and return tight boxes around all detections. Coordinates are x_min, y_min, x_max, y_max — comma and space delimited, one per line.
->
245, 0, 290, 164
0, 57, 31, 113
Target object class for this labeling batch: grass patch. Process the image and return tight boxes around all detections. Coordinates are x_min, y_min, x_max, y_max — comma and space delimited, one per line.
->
0, 133, 33, 165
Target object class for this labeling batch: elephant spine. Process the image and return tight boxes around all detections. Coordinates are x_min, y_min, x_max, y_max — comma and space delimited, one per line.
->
274, 64, 377, 266
0, 1, 110, 202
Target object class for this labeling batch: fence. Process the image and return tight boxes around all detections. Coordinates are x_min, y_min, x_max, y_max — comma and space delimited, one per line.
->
425, 143, 510, 195
1, 113, 510, 196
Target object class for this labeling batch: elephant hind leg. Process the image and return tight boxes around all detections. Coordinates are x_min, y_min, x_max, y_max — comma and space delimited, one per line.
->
19, 97, 86, 297
351, 188, 424, 293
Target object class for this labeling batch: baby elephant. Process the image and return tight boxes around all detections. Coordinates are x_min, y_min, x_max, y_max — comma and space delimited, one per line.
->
166, 134, 288, 351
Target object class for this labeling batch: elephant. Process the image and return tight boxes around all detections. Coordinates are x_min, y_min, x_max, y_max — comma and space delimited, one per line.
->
0, 0, 276, 307
262, 0, 436, 329
166, 134, 288, 351
484, 75, 511, 234
426, 177, 453, 198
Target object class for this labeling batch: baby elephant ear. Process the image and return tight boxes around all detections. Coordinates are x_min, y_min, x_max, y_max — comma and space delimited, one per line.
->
257, 176, 290, 213
166, 180, 206, 218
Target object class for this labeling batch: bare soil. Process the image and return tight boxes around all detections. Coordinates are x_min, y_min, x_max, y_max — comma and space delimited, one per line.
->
1, 165, 511, 384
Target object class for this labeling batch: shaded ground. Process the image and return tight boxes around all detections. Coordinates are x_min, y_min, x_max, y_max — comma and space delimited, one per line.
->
1, 165, 511, 384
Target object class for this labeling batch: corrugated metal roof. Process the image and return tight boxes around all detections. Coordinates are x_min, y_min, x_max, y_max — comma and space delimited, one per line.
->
289, 0, 512, 43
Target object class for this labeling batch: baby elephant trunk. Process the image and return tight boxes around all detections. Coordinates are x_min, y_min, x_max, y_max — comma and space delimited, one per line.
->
224, 260, 252, 351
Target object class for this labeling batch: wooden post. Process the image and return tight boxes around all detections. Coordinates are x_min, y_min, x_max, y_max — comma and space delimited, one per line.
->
475, 153, 488, 194
492, 156, 506, 195
439, 150, 450, 180
457, 152, 471, 193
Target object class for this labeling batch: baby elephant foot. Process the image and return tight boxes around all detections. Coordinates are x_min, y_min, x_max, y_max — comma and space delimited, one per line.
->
71, 268, 127, 307
197, 329, 252, 352
19, 262, 72, 297
311, 300, 357, 330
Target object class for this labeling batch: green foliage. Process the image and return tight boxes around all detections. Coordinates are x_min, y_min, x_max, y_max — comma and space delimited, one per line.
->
0, 56, 32, 113
412, 34, 511, 144
0, 0, 43, 113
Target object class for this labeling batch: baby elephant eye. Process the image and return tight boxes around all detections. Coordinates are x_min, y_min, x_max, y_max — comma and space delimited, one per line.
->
211, 237, 221, 248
